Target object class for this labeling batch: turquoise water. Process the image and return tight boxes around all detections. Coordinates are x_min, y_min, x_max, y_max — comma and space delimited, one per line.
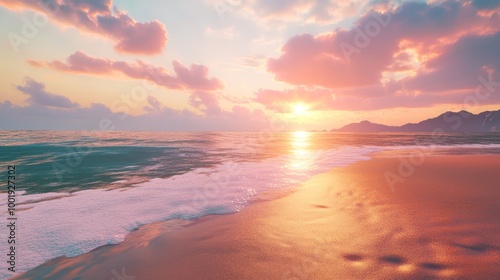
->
1, 131, 499, 194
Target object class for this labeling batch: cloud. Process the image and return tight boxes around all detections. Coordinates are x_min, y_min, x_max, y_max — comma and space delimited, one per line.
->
471, 0, 500, 10
205, 26, 238, 38
403, 32, 500, 92
0, 97, 271, 131
189, 91, 222, 115
0, 0, 167, 55
254, 82, 500, 111
227, 0, 370, 25
172, 61, 223, 91
260, 0, 500, 110
240, 55, 267, 68
1, 78, 271, 131
143, 95, 174, 115
29, 51, 223, 91
0, 78, 115, 130
268, 1, 498, 88
17, 78, 79, 108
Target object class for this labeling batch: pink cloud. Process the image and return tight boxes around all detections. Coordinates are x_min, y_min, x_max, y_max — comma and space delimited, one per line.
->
268, 1, 498, 89
0, 0, 167, 55
28, 51, 223, 91
403, 32, 500, 93
236, 0, 369, 24
261, 1, 500, 111
17, 77, 79, 108
189, 91, 222, 115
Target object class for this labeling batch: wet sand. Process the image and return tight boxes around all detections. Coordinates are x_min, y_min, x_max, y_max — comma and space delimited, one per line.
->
14, 154, 500, 279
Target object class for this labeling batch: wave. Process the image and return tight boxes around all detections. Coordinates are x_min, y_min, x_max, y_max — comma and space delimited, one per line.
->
0, 145, 381, 278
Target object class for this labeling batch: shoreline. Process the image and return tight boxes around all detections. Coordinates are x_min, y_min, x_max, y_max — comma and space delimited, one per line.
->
13, 154, 500, 280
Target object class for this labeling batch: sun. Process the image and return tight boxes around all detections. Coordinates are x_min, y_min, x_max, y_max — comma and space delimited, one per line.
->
293, 103, 308, 114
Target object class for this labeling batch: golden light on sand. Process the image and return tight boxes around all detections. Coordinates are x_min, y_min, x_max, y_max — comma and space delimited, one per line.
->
293, 103, 308, 114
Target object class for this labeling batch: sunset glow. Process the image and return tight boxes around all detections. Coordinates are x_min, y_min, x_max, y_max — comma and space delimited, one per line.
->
0, 0, 499, 132
293, 103, 309, 115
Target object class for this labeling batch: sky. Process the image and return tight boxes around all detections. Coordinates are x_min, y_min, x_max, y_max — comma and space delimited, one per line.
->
0, 0, 499, 131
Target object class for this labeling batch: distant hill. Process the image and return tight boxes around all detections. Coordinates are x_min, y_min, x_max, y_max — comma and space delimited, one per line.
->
332, 110, 500, 132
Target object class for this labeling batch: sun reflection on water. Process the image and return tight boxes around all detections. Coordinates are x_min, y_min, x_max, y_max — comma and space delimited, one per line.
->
288, 131, 315, 171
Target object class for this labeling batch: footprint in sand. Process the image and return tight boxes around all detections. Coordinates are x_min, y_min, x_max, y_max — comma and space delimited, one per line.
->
378, 255, 406, 265
342, 253, 364, 262
419, 262, 447, 271
452, 242, 491, 253
341, 253, 451, 276
313, 204, 329, 209
342, 253, 407, 268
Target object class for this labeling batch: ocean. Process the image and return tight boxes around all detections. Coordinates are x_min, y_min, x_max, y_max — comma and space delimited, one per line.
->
1, 130, 499, 278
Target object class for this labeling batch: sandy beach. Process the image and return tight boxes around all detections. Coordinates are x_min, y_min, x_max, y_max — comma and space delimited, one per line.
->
2, 0, 499, 279
14, 154, 500, 280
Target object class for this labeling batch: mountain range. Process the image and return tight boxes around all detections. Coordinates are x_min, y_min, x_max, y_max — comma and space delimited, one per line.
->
332, 110, 500, 133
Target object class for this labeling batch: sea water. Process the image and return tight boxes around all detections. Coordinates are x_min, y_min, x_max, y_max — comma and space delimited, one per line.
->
0, 131, 499, 278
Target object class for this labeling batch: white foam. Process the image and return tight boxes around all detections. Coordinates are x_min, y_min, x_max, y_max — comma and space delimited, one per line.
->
0, 146, 381, 279
111, 180, 128, 184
